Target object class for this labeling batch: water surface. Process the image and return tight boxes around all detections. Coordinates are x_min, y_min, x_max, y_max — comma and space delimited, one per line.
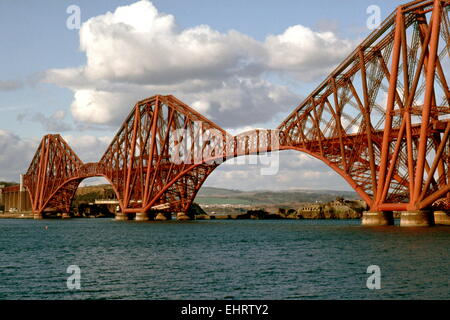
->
0, 219, 448, 299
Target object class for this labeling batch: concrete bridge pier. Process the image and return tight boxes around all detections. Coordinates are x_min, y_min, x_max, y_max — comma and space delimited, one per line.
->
61, 212, 70, 219
433, 211, 450, 225
33, 213, 43, 220
361, 211, 394, 226
176, 212, 192, 221
400, 210, 434, 227
135, 212, 149, 221
115, 212, 129, 221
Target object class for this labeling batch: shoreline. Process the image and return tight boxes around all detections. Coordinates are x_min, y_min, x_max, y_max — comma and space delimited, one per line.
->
0, 212, 34, 219
0, 212, 363, 220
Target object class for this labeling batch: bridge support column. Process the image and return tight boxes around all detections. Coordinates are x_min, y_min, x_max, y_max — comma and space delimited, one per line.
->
400, 210, 434, 227
115, 212, 129, 221
33, 213, 43, 220
433, 211, 450, 226
176, 212, 192, 221
361, 211, 394, 226
155, 212, 171, 221
61, 212, 70, 219
135, 212, 149, 221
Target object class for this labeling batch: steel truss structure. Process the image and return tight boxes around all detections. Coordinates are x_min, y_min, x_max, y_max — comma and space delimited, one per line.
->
23, 0, 449, 217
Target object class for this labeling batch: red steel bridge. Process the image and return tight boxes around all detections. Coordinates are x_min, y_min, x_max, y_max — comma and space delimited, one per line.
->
22, 0, 450, 226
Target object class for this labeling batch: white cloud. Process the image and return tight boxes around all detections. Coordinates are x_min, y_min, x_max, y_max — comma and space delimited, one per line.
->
0, 131, 39, 182
176, 77, 298, 127
17, 109, 73, 132
62, 134, 112, 162
70, 89, 138, 126
265, 25, 354, 81
77, 2, 263, 85
44, 0, 354, 129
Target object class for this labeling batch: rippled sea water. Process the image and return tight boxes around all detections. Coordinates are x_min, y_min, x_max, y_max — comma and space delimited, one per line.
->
0, 218, 448, 299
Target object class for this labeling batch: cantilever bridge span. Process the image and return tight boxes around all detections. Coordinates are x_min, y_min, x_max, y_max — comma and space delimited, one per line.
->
23, 0, 450, 226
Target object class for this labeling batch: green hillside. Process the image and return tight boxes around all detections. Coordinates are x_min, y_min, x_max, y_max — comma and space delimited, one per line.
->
194, 187, 359, 205
70, 184, 360, 207
196, 187, 243, 196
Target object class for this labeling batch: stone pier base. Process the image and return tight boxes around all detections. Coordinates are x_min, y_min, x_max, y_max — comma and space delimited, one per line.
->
115, 212, 129, 221
434, 211, 450, 226
361, 211, 394, 226
61, 212, 70, 219
176, 212, 192, 221
400, 210, 434, 227
135, 212, 149, 221
33, 213, 43, 220
155, 212, 171, 221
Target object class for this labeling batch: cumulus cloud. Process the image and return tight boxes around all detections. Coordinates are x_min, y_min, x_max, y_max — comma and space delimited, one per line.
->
62, 134, 112, 162
69, 89, 137, 126
78, 8, 263, 85
44, 0, 354, 129
265, 25, 353, 81
0, 131, 39, 182
17, 110, 73, 132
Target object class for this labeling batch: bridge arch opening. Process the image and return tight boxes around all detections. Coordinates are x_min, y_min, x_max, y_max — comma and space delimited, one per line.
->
70, 177, 120, 218
199, 150, 352, 192
35, 175, 122, 219
189, 149, 365, 217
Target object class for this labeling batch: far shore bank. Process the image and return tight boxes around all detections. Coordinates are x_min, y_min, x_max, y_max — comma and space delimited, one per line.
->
0, 211, 409, 220
0, 212, 34, 219
0, 200, 370, 220
0, 211, 366, 220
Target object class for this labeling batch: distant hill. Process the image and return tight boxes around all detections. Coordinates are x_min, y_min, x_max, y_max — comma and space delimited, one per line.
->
195, 187, 359, 205
73, 184, 360, 206
75, 184, 111, 196
196, 187, 243, 196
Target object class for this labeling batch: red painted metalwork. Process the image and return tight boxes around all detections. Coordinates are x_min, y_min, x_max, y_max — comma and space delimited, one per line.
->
22, 0, 449, 217
278, 0, 450, 211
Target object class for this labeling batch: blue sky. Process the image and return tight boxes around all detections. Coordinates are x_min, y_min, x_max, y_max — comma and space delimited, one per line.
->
0, 0, 407, 189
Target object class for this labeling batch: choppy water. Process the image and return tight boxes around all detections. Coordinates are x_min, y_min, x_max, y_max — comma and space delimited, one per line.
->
0, 218, 448, 299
